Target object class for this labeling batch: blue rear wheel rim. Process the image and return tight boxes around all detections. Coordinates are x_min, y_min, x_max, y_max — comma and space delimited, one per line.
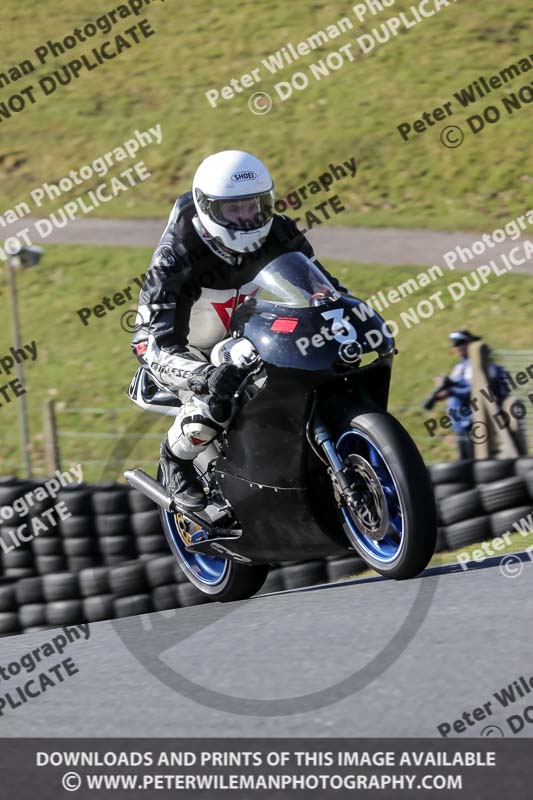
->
159, 472, 228, 587
336, 429, 404, 564
161, 510, 228, 586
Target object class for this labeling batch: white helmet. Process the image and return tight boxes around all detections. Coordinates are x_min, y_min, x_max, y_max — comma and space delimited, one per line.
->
192, 150, 275, 253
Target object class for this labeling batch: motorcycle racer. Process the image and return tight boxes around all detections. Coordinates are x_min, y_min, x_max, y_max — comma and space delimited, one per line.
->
130, 150, 347, 510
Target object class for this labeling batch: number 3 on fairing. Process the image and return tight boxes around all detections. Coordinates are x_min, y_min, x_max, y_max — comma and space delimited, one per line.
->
321, 308, 357, 344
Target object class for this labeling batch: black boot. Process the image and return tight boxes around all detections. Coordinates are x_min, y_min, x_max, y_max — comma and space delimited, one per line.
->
159, 440, 206, 510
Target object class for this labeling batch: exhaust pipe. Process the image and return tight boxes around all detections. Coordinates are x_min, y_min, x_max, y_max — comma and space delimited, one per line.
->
125, 469, 243, 543
124, 468, 172, 511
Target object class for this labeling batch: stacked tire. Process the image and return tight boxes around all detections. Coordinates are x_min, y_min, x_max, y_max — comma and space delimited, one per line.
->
431, 458, 533, 551
56, 483, 95, 574
325, 555, 367, 583
110, 561, 152, 618
0, 459, 532, 639
0, 583, 20, 637
258, 556, 366, 592
80, 566, 113, 623
257, 555, 368, 593
92, 483, 137, 566
277, 560, 328, 591
518, 457, 533, 503
128, 490, 169, 559
146, 556, 181, 611
16, 576, 47, 633
0, 478, 35, 580
43, 572, 85, 627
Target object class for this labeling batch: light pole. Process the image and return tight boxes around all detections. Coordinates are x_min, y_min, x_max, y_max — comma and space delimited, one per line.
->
5, 244, 43, 479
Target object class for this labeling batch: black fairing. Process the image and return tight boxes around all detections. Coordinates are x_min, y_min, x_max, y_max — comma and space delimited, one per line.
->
231, 294, 394, 371
213, 258, 395, 562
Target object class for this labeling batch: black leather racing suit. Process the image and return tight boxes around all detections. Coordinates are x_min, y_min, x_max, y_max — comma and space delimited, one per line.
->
130, 191, 347, 459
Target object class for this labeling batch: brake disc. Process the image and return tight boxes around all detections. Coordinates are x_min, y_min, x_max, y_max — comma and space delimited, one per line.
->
344, 454, 389, 541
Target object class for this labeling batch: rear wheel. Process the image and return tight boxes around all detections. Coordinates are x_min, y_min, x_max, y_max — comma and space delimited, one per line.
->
157, 466, 268, 601
334, 409, 437, 579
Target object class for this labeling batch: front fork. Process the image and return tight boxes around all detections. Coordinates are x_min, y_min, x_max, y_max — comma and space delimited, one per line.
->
311, 413, 362, 512
312, 414, 350, 491
311, 413, 390, 541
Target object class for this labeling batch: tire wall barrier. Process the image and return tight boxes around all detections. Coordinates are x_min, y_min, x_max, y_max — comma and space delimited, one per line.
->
430, 457, 533, 553
0, 456, 532, 636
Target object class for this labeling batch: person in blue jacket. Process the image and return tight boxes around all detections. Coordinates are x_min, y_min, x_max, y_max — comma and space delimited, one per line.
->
433, 330, 510, 459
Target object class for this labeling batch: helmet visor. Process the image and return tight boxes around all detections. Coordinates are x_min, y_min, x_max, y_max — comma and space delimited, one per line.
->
195, 188, 274, 231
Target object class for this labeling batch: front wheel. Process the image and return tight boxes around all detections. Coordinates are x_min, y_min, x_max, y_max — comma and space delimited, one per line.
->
157, 466, 269, 602
333, 409, 437, 579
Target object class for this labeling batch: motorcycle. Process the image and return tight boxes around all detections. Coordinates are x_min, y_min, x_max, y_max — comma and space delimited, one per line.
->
125, 252, 437, 601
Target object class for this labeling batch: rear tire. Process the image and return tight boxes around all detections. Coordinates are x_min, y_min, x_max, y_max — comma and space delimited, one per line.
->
157, 466, 269, 602
334, 408, 437, 579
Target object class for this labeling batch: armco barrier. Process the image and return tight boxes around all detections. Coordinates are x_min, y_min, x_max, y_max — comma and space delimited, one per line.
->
0, 456, 532, 637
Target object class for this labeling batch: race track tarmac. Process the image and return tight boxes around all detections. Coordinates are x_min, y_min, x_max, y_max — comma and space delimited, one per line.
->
1, 555, 532, 738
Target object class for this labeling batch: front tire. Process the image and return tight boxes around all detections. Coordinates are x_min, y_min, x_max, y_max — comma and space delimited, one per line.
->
334, 409, 437, 579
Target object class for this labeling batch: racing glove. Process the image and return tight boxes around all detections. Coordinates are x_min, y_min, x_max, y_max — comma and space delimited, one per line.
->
186, 364, 215, 396
187, 363, 248, 399
207, 363, 249, 399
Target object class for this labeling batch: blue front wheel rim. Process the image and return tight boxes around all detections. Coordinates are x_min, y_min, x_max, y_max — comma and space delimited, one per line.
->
336, 429, 405, 565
